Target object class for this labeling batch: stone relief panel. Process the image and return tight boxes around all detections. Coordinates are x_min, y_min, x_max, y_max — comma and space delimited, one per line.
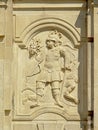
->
13, 28, 80, 121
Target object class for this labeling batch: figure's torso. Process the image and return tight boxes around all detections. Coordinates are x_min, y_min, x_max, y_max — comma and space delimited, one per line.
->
44, 47, 61, 71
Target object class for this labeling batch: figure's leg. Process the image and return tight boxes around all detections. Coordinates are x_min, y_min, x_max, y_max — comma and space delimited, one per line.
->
65, 85, 75, 97
67, 86, 75, 93
64, 81, 78, 104
51, 81, 63, 108
30, 81, 45, 108
65, 80, 75, 94
36, 82, 45, 97
63, 93, 79, 104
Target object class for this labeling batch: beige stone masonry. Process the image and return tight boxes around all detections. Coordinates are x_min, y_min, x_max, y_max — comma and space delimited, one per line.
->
0, 0, 96, 130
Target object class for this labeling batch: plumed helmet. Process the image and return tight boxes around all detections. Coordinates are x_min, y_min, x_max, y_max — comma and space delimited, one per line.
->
46, 30, 62, 44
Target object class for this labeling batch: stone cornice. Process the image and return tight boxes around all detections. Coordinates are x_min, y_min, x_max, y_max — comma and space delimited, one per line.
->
13, 1, 86, 9
0, 3, 7, 8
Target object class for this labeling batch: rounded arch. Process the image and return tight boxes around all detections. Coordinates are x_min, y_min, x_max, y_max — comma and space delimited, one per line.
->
30, 107, 80, 121
17, 17, 81, 47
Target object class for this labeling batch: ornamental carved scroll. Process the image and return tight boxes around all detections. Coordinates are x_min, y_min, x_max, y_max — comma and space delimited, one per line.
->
21, 30, 80, 111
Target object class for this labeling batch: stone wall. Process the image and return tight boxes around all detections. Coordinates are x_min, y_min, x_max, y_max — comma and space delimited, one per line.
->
0, 0, 96, 130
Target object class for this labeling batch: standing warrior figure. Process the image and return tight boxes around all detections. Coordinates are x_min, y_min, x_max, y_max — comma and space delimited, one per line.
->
30, 30, 70, 108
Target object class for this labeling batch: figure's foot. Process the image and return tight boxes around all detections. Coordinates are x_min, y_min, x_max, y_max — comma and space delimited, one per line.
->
54, 95, 64, 108
56, 102, 63, 108
55, 100, 64, 108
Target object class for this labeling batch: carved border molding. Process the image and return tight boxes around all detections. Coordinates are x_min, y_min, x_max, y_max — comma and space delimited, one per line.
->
14, 17, 81, 48
13, 107, 80, 121
13, 17, 81, 121
13, 3, 86, 9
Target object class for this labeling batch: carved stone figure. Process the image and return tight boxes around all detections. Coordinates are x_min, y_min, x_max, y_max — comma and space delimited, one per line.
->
63, 59, 79, 104
23, 30, 79, 108
27, 30, 69, 108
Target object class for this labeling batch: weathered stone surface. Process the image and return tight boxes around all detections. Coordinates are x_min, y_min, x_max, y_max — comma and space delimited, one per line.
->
0, 0, 96, 130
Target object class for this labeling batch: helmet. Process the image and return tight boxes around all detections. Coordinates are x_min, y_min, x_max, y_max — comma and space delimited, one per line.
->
46, 30, 62, 44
